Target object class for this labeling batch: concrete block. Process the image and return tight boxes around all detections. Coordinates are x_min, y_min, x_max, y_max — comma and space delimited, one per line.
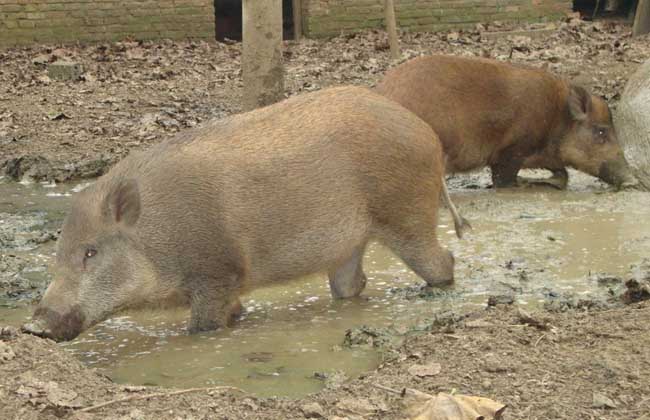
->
47, 61, 84, 81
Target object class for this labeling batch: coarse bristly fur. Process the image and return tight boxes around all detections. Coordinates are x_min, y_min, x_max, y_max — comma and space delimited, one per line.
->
375, 54, 637, 189
27, 86, 455, 341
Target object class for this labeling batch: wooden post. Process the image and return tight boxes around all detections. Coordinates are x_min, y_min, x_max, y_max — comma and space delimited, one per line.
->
242, 0, 284, 111
384, 0, 400, 60
633, 0, 650, 36
293, 0, 302, 40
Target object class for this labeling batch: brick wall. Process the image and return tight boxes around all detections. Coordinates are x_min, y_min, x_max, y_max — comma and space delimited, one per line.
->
303, 0, 572, 37
0, 0, 215, 47
0, 0, 572, 46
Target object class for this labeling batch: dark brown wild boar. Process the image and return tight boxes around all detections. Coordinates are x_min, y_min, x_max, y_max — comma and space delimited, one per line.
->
23, 86, 463, 342
375, 55, 638, 189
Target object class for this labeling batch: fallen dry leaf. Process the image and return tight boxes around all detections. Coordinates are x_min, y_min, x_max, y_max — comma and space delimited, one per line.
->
403, 388, 506, 420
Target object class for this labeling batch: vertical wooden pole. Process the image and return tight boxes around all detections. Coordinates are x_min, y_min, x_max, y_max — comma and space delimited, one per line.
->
293, 0, 302, 40
242, 0, 284, 111
633, 0, 650, 37
384, 0, 400, 60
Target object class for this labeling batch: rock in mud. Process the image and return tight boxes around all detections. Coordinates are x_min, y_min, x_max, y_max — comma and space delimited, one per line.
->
343, 326, 394, 349
623, 259, 650, 304
2, 154, 113, 182
411, 310, 467, 334
543, 291, 611, 312
1, 326, 18, 339
301, 401, 325, 418
622, 278, 650, 304
2, 155, 52, 182
617, 58, 650, 191
388, 284, 457, 300
47, 61, 84, 81
487, 294, 515, 306
0, 341, 15, 362
313, 370, 349, 390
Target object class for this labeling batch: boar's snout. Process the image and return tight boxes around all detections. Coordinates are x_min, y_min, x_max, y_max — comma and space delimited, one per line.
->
598, 158, 639, 190
22, 305, 85, 342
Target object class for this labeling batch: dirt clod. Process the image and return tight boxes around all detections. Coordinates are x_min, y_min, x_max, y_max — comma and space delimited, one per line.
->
407, 362, 442, 378
487, 294, 515, 306
301, 401, 325, 418
0, 341, 15, 362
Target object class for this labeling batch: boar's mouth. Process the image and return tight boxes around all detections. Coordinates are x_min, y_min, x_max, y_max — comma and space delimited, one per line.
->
598, 160, 639, 190
22, 305, 86, 342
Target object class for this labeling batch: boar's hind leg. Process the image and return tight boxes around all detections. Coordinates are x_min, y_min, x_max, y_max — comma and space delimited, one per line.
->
188, 278, 240, 333
383, 223, 454, 287
328, 245, 368, 299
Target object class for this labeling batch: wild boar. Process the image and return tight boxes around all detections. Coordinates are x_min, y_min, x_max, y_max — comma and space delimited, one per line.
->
23, 86, 463, 342
375, 55, 638, 189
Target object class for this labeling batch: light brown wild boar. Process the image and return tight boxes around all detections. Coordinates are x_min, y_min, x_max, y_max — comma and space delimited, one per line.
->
375, 55, 638, 189
23, 86, 463, 342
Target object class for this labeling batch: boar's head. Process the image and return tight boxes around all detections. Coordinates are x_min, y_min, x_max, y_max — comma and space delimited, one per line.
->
23, 179, 162, 342
559, 85, 638, 189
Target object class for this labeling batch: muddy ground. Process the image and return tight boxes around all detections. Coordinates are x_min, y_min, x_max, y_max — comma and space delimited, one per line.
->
2, 15, 650, 420
2, 295, 650, 419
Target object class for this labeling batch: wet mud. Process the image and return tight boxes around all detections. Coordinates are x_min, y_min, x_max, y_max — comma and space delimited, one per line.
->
2, 168, 649, 403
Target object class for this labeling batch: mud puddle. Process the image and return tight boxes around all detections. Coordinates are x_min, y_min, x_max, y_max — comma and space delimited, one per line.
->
1, 172, 649, 397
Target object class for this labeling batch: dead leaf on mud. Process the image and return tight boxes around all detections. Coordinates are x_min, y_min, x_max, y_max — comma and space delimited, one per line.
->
408, 362, 442, 377
373, 384, 505, 420
402, 388, 506, 420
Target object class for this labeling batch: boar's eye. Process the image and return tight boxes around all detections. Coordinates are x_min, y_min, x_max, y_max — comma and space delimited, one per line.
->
84, 248, 97, 260
593, 127, 608, 143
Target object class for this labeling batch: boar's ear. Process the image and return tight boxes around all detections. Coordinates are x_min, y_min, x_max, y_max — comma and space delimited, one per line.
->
568, 85, 592, 121
105, 179, 141, 226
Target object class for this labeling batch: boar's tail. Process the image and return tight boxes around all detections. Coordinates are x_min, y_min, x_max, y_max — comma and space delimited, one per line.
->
441, 175, 471, 239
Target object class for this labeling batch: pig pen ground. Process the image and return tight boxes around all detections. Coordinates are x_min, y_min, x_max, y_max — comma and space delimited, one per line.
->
2, 15, 650, 420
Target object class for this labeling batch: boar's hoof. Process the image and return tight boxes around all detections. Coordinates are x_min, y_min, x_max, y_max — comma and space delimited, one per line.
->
188, 319, 221, 334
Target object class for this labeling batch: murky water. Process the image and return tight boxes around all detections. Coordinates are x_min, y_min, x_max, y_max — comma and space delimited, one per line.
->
1, 173, 649, 396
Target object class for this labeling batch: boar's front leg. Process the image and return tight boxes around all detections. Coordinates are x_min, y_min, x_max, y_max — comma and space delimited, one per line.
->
188, 277, 240, 333
328, 246, 368, 299
490, 158, 522, 188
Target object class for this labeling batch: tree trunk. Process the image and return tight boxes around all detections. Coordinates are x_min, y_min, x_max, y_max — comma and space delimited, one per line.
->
616, 58, 650, 190
293, 0, 302, 41
633, 0, 650, 37
242, 0, 284, 111
384, 0, 400, 60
